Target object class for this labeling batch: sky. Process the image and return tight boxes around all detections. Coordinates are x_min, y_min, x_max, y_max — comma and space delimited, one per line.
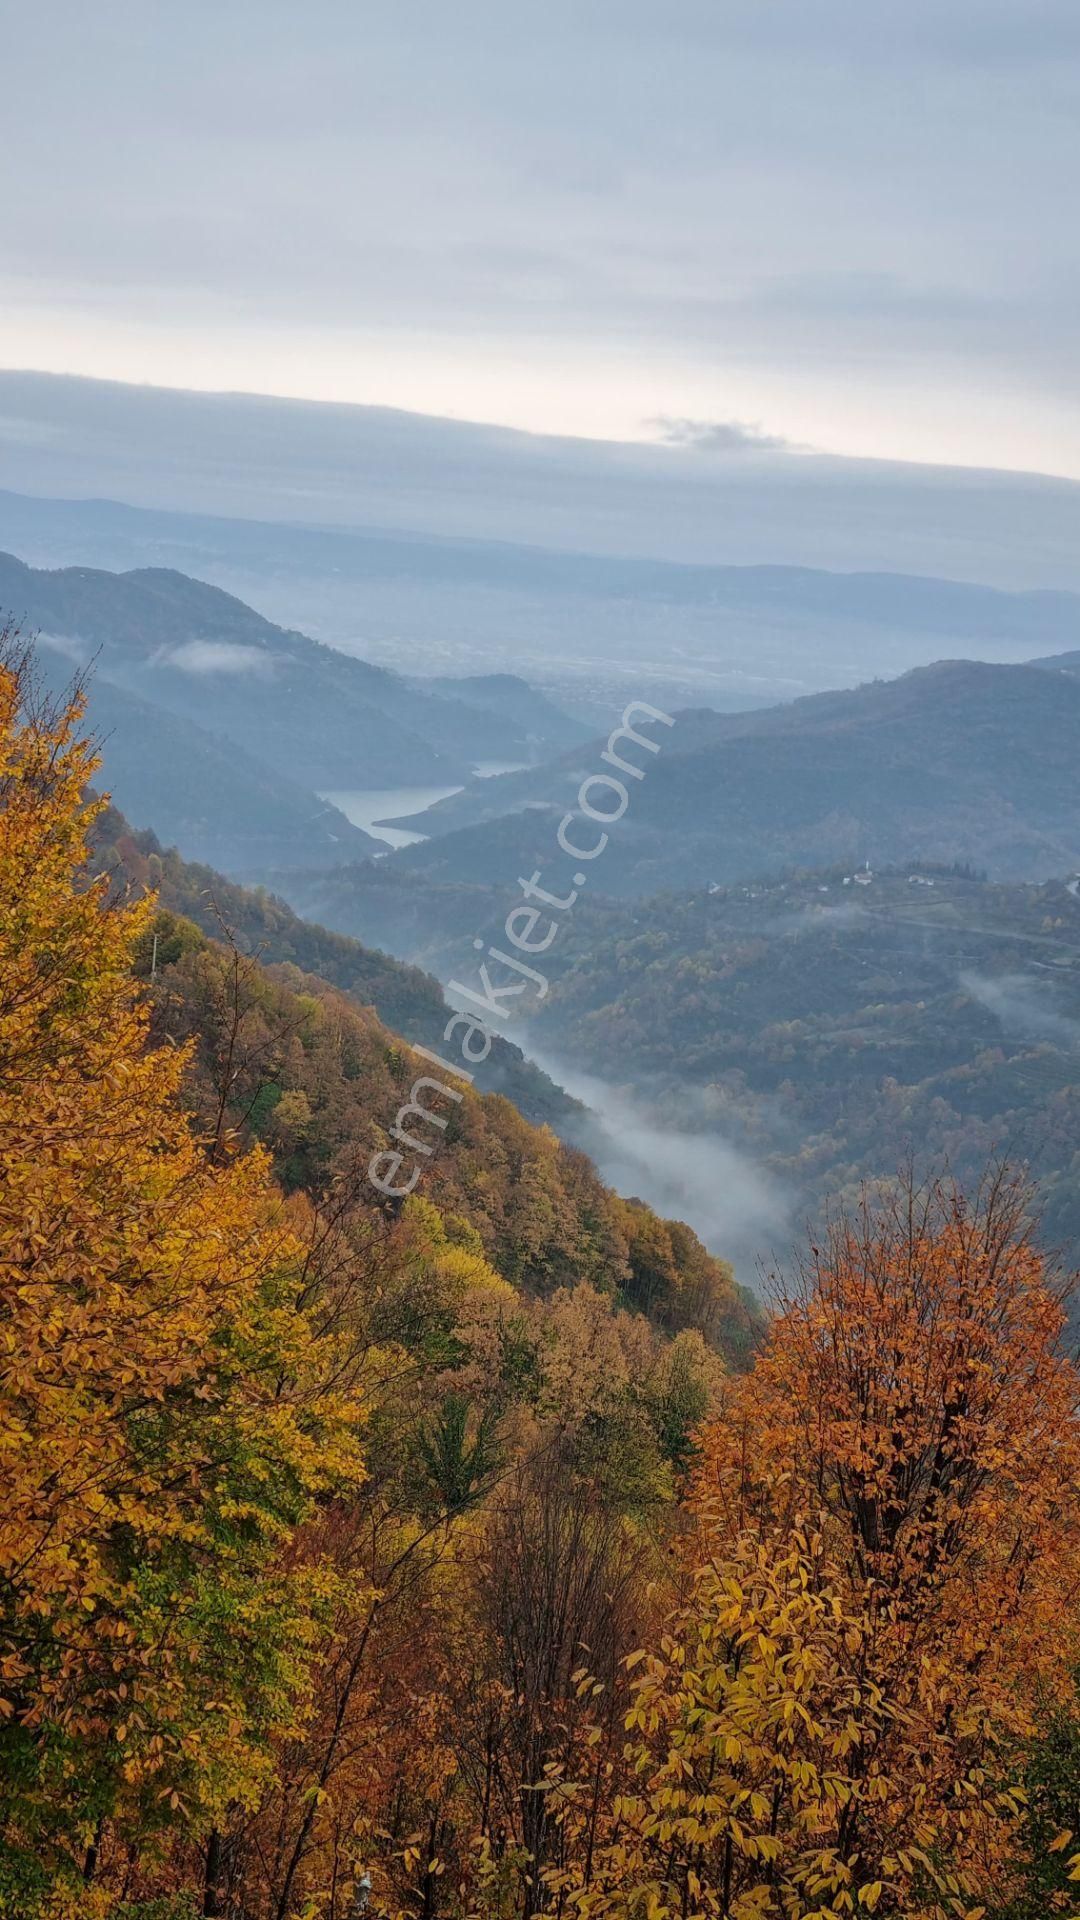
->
3, 1, 1080, 478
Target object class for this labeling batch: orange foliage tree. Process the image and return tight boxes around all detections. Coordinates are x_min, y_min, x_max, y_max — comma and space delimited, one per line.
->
556, 1174, 1080, 1920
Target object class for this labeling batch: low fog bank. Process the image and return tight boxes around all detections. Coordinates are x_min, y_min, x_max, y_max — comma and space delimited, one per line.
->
962, 970, 1080, 1050
521, 1040, 795, 1290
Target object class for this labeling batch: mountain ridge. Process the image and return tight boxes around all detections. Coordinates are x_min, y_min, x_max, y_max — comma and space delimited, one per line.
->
0, 548, 588, 873
366, 658, 1080, 899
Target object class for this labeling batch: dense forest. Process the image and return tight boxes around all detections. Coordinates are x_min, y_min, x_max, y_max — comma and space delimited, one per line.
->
87, 807, 577, 1133
5, 639, 1080, 1920
533, 869, 1080, 1266
281, 858, 1080, 1275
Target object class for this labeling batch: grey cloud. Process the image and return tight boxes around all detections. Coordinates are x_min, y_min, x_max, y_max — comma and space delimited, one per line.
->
650, 418, 796, 454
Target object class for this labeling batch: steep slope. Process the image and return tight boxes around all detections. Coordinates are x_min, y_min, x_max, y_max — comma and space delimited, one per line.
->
89, 804, 574, 1128
33, 653, 378, 873
132, 906, 757, 1359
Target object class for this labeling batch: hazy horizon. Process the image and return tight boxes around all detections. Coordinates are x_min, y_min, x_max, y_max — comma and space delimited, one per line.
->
5, 368, 1080, 596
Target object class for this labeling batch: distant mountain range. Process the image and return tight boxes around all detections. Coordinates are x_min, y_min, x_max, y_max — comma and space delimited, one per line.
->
3, 473, 1080, 718
5, 370, 1080, 595
349, 659, 1080, 906
0, 549, 586, 873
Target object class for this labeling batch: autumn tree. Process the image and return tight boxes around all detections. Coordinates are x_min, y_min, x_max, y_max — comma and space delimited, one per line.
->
227, 1231, 715, 1920
558, 1173, 1080, 1920
0, 638, 366, 1915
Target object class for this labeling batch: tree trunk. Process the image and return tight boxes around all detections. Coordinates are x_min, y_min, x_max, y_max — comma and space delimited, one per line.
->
204, 1827, 224, 1918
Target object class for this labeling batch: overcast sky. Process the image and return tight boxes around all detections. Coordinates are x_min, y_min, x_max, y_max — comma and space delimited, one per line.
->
3, 1, 1080, 477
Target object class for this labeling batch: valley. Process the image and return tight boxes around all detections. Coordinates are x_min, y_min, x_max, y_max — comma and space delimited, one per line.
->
9, 535, 1074, 1290
8, 22, 1080, 1920
278, 853, 1080, 1283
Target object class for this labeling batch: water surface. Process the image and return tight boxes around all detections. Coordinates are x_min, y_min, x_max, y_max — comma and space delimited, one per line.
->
321, 784, 463, 848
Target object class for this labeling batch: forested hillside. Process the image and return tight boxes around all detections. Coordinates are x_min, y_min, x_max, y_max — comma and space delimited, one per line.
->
5, 642, 1080, 1919
130, 905, 753, 1350
521, 867, 1080, 1267
8, 14, 1080, 1918
0, 641, 756, 1915
89, 804, 577, 1129
270, 850, 1080, 1276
